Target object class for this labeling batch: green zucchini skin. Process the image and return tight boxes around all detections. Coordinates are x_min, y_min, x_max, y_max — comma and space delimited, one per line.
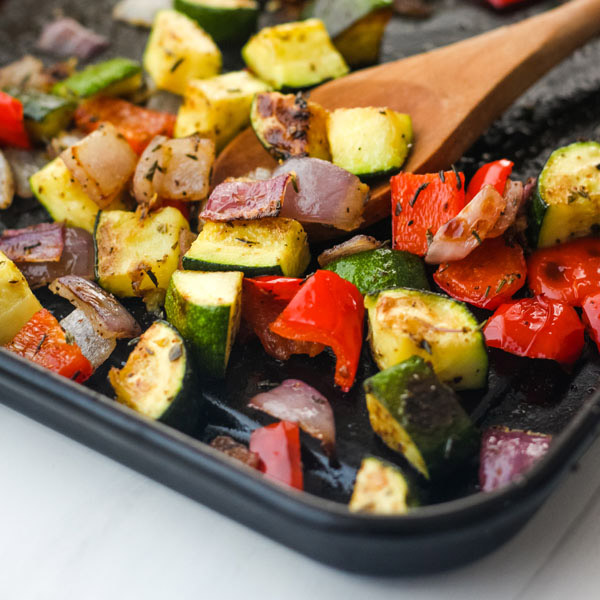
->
363, 356, 479, 480
528, 141, 600, 248
323, 248, 429, 295
173, 0, 259, 45
181, 257, 284, 277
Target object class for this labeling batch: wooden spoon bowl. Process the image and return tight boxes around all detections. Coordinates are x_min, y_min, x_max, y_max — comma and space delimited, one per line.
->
212, 0, 600, 240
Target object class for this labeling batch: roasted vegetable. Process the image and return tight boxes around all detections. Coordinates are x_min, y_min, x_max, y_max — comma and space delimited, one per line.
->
143, 9, 222, 95
317, 235, 382, 267
30, 158, 127, 233
182, 218, 310, 277
36, 17, 109, 60
165, 270, 243, 378
0, 250, 43, 345
174, 0, 259, 45
0, 91, 30, 149
349, 456, 417, 514
109, 320, 199, 430
466, 158, 514, 202
94, 207, 190, 302
0, 150, 15, 209
323, 247, 429, 296
52, 57, 143, 99
582, 293, 600, 352
250, 92, 330, 161
365, 288, 488, 390
363, 356, 479, 479
529, 142, 600, 248
327, 107, 412, 178
242, 19, 349, 90
0, 222, 64, 263
175, 70, 270, 151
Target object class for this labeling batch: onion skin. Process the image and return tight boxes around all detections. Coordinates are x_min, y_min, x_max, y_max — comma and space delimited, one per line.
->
317, 235, 382, 267
50, 275, 141, 339
37, 18, 109, 60
0, 149, 15, 209
0, 222, 64, 263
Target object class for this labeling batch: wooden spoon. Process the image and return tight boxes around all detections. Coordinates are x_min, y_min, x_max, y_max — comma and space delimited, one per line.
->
212, 0, 600, 239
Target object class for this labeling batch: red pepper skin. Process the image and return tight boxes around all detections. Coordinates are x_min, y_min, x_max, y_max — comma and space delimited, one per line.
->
582, 293, 600, 351
270, 270, 364, 392
74, 97, 176, 154
391, 171, 466, 256
483, 296, 585, 365
434, 237, 526, 309
161, 199, 191, 221
528, 237, 600, 306
486, 0, 526, 9
249, 421, 303, 490
0, 91, 31, 149
465, 159, 513, 202
4, 309, 93, 381
242, 277, 324, 361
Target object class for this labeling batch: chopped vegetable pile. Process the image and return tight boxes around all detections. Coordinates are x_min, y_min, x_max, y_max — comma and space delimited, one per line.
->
0, 0, 596, 517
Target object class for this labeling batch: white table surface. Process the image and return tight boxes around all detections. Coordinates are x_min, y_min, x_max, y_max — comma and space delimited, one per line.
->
2, 401, 600, 600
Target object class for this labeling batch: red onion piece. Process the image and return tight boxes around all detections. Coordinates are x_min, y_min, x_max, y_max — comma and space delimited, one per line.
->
479, 426, 552, 492
49, 275, 141, 339
317, 235, 383, 267
249, 379, 336, 457
0, 222, 64, 263
3, 148, 48, 198
61, 123, 138, 208
273, 158, 369, 231
113, 0, 171, 28
60, 309, 116, 369
0, 55, 53, 92
200, 174, 293, 221
0, 150, 14, 210
488, 179, 524, 237
209, 436, 261, 469
37, 18, 109, 60
17, 226, 95, 289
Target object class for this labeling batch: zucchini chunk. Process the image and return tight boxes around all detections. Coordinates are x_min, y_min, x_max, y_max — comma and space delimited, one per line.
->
363, 356, 479, 479
175, 71, 271, 151
52, 58, 142, 100
109, 320, 199, 430
365, 288, 488, 390
95, 207, 190, 301
173, 0, 260, 45
323, 248, 429, 295
30, 158, 127, 233
529, 141, 600, 248
182, 218, 310, 277
10, 91, 76, 143
143, 10, 222, 95
303, 0, 393, 67
0, 251, 43, 345
349, 456, 417, 514
242, 18, 349, 90
250, 92, 330, 161
165, 270, 243, 377
327, 107, 412, 178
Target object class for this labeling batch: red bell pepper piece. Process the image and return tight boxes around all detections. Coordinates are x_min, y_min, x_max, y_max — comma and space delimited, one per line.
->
582, 293, 600, 352
0, 91, 31, 149
483, 296, 585, 365
465, 159, 513, 202
486, 0, 527, 10
269, 270, 364, 392
242, 277, 324, 361
527, 237, 600, 306
434, 237, 526, 310
161, 199, 191, 221
74, 97, 176, 155
391, 170, 466, 256
249, 421, 303, 490
4, 308, 93, 382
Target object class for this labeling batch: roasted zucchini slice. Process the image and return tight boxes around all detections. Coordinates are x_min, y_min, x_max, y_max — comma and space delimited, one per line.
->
165, 270, 243, 378
529, 141, 600, 248
349, 456, 418, 515
95, 207, 190, 301
0, 251, 43, 345
30, 158, 127, 233
363, 356, 479, 479
143, 9, 222, 95
365, 288, 488, 390
327, 107, 412, 178
175, 70, 271, 151
173, 0, 259, 45
250, 92, 330, 161
242, 18, 349, 90
109, 320, 199, 431
52, 58, 143, 100
182, 218, 310, 277
323, 248, 429, 295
